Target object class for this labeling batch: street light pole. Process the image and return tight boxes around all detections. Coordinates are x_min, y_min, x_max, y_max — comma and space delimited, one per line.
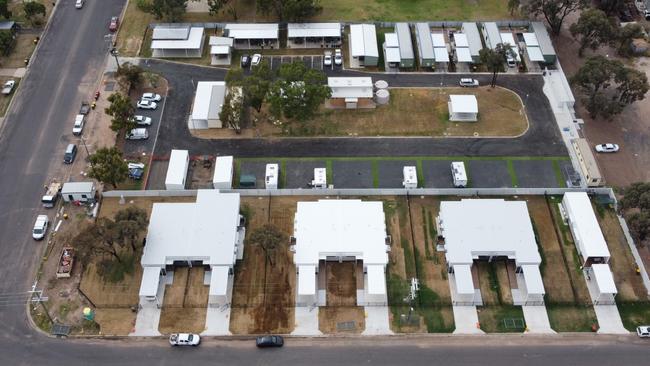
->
110, 47, 121, 72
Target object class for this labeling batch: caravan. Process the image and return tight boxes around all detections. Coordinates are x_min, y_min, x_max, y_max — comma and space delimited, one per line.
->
451, 162, 467, 188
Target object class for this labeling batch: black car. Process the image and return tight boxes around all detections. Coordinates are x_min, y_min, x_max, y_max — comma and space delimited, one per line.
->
129, 168, 144, 180
63, 143, 77, 164
241, 54, 251, 68
256, 335, 283, 348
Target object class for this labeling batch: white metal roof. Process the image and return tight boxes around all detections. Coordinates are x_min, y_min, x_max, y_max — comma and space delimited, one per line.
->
461, 23, 482, 56
151, 27, 204, 50
454, 264, 475, 295
454, 33, 469, 48
531, 22, 556, 57
523, 33, 539, 46
431, 33, 446, 48
152, 25, 190, 40
165, 150, 189, 188
191, 81, 226, 121
385, 46, 401, 63
141, 190, 240, 267
456, 48, 472, 62
265, 164, 278, 187
527, 46, 545, 62
521, 264, 545, 295
449, 95, 478, 114
440, 199, 542, 265
211, 45, 231, 55
328, 77, 374, 99
384, 33, 399, 48
293, 200, 388, 266
592, 263, 618, 295
61, 181, 94, 194
395, 22, 414, 60
562, 192, 611, 259
415, 23, 435, 59
298, 265, 316, 295
403, 166, 417, 185
138, 267, 161, 297
451, 162, 467, 181
349, 24, 379, 58
213, 156, 234, 186
482, 22, 502, 49
499, 32, 516, 47
288, 23, 341, 38
209, 36, 233, 46
209, 266, 230, 296
313, 168, 326, 185
367, 265, 386, 295
225, 23, 279, 39
434, 47, 449, 62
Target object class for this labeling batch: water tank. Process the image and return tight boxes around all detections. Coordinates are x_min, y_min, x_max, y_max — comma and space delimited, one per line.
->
375, 89, 390, 105
374, 80, 388, 90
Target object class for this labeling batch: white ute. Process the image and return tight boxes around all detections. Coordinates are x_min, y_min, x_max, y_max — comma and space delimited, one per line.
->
169, 333, 200, 346
32, 215, 49, 240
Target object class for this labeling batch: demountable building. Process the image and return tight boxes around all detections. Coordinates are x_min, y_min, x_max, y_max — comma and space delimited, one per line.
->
209, 36, 234, 66
151, 25, 205, 58
165, 150, 189, 190
61, 182, 96, 203
328, 77, 374, 109
461, 23, 483, 62
415, 23, 435, 68
224, 23, 279, 49
311, 168, 327, 189
448, 95, 478, 122
530, 22, 556, 64
213, 156, 234, 190
287, 23, 341, 48
349, 24, 379, 67
395, 23, 414, 68
189, 81, 227, 129
561, 192, 610, 266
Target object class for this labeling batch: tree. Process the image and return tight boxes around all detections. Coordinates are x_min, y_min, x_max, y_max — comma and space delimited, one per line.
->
149, 0, 187, 22
116, 62, 144, 91
617, 23, 645, 56
256, 0, 322, 21
87, 147, 129, 188
479, 44, 512, 87
0, 0, 12, 19
207, 0, 237, 19
621, 182, 650, 211
569, 8, 617, 57
105, 93, 136, 133
526, 0, 588, 35
0, 30, 15, 56
225, 67, 244, 86
615, 67, 649, 105
242, 60, 273, 112
113, 207, 149, 253
507, 0, 520, 15
24, 1, 46, 24
248, 224, 287, 265
597, 0, 626, 15
219, 87, 244, 132
267, 61, 330, 121
75, 218, 124, 263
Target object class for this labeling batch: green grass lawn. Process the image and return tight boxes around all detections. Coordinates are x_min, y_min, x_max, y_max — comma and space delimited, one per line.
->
546, 304, 598, 332
477, 305, 526, 333
617, 302, 650, 331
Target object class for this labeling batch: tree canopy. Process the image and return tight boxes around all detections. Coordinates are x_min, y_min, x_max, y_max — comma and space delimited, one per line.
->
0, 0, 12, 19
249, 224, 288, 265
88, 147, 129, 189
621, 182, 650, 247
479, 44, 513, 87
267, 61, 330, 121
526, 0, 588, 35
256, 0, 322, 21
149, 0, 187, 22
569, 8, 617, 57
116, 62, 144, 92
105, 93, 136, 133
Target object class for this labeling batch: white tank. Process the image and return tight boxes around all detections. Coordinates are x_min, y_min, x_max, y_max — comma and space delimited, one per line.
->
375, 89, 389, 105
374, 80, 388, 90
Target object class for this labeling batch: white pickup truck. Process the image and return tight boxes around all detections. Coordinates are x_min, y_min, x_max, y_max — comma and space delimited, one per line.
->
2, 80, 15, 95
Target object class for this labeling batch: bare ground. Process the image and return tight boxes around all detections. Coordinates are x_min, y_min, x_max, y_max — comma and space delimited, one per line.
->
318, 306, 365, 334
326, 262, 357, 307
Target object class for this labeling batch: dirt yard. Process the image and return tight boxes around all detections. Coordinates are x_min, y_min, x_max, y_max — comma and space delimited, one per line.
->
186, 157, 215, 189
326, 262, 357, 306
0, 33, 36, 68
158, 267, 208, 334
94, 308, 137, 335
158, 308, 207, 334
99, 196, 196, 219
318, 306, 366, 333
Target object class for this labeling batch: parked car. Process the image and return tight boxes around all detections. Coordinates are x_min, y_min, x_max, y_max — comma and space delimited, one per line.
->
637, 325, 650, 337
256, 335, 284, 348
133, 115, 152, 126
240, 54, 251, 68
128, 162, 145, 170
2, 80, 15, 95
72, 114, 85, 135
459, 78, 479, 87
619, 8, 633, 22
32, 215, 49, 240
251, 54, 262, 67
323, 51, 332, 66
63, 144, 77, 164
75, 0, 85, 8
79, 101, 90, 115
595, 143, 619, 153
126, 128, 149, 140
141, 93, 161, 102
137, 99, 157, 110
334, 49, 342, 66
169, 333, 200, 346
129, 167, 144, 180
109, 16, 119, 32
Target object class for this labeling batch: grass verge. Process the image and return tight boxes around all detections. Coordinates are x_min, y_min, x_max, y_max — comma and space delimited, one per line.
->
617, 302, 650, 331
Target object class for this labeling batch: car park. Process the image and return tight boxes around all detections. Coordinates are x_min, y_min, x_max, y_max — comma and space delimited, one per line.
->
72, 114, 85, 135
126, 128, 149, 140
595, 143, 619, 153
75, 0, 84, 8
256, 335, 284, 348
637, 325, 650, 338
141, 93, 161, 102
251, 54, 262, 67
109, 16, 119, 32
63, 144, 77, 164
133, 115, 152, 126
32, 215, 49, 240
323, 51, 332, 66
334, 49, 342, 66
137, 100, 157, 110
459, 78, 479, 87
240, 54, 251, 68
169, 333, 200, 346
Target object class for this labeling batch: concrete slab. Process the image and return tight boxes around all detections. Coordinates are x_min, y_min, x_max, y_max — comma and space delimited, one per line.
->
513, 160, 559, 188
285, 160, 327, 189
467, 160, 512, 188
239, 161, 280, 188
331, 160, 373, 188
131, 306, 162, 336
292, 306, 322, 335
452, 306, 484, 334
362, 306, 393, 335
145, 160, 168, 190
594, 305, 629, 334
421, 160, 455, 188
202, 306, 232, 336
522, 305, 555, 334
377, 160, 416, 188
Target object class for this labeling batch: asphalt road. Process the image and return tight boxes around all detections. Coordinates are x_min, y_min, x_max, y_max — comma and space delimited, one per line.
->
142, 60, 566, 158
0, 4, 644, 364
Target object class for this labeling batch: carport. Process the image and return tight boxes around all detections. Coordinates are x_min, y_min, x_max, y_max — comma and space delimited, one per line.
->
224, 23, 279, 49
288, 23, 341, 48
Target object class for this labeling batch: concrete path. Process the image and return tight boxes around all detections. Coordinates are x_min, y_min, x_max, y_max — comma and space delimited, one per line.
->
0, 68, 25, 78
130, 305, 162, 336
594, 305, 629, 334
522, 305, 555, 334
292, 306, 322, 336
452, 306, 484, 334
361, 306, 393, 335
202, 306, 232, 336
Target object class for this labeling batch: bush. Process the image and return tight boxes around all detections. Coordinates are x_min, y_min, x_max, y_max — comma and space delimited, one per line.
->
97, 254, 136, 283
136, 0, 153, 12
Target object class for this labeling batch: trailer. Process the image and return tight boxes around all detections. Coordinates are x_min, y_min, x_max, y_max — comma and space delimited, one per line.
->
56, 247, 74, 278
265, 164, 279, 190
451, 162, 467, 188
311, 168, 327, 189
61, 181, 96, 203
41, 182, 62, 208
402, 166, 418, 189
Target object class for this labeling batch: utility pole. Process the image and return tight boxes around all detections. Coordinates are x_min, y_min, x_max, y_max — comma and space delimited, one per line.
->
110, 47, 121, 72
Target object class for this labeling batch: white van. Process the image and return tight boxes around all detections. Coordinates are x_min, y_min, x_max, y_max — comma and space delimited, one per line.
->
451, 162, 467, 188
126, 128, 149, 140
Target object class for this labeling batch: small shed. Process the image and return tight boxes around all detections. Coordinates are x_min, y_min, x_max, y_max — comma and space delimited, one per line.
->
448, 95, 478, 122
265, 163, 279, 190
165, 150, 189, 190
150, 25, 205, 58
287, 23, 341, 48
415, 23, 435, 68
590, 263, 618, 305
571, 138, 603, 187
224, 23, 279, 49
61, 182, 96, 203
402, 166, 417, 189
209, 36, 233, 66
189, 81, 227, 129
349, 24, 379, 67
213, 156, 234, 189
395, 23, 414, 68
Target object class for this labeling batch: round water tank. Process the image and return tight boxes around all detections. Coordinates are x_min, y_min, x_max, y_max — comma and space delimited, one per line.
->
375, 89, 390, 105
374, 80, 388, 90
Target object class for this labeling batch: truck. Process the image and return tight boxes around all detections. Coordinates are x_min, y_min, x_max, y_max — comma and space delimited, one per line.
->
41, 182, 62, 208
2, 80, 15, 95
451, 162, 467, 188
79, 101, 90, 115
56, 247, 74, 278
